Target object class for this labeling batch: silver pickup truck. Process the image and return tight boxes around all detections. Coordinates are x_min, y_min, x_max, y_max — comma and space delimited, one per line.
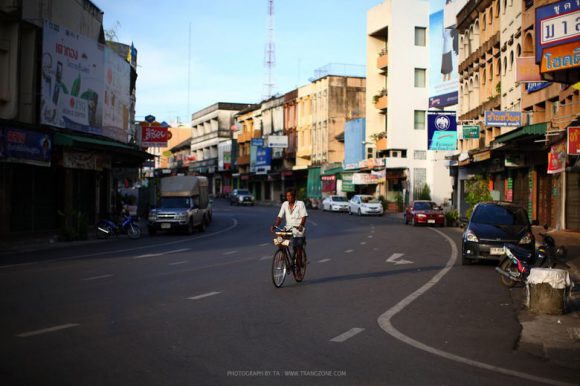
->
148, 176, 212, 235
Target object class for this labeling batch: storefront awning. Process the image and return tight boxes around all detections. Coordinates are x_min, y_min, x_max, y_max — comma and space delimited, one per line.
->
322, 166, 344, 176
494, 123, 547, 143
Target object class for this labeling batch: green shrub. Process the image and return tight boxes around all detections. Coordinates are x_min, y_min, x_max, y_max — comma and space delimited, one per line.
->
445, 209, 459, 227
414, 184, 431, 201
396, 192, 404, 211
465, 175, 493, 219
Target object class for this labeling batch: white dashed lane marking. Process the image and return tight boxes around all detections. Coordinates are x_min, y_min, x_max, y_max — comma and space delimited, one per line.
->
17, 323, 80, 338
360, 242, 367, 245
169, 261, 188, 266
259, 256, 271, 261
82, 274, 114, 281
368, 235, 374, 239
330, 328, 365, 343
187, 292, 222, 300
259, 243, 269, 247
318, 259, 331, 263
134, 248, 190, 259
344, 249, 354, 254
223, 251, 238, 255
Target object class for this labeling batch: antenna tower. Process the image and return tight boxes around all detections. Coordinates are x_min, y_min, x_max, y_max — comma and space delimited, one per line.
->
262, 0, 275, 100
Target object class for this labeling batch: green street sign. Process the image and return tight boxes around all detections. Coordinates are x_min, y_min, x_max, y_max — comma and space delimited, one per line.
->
463, 125, 479, 139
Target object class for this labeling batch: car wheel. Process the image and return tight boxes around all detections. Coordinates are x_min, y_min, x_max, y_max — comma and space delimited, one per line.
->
148, 227, 156, 236
198, 218, 207, 232
187, 220, 194, 235
358, 209, 361, 216
348, 208, 352, 215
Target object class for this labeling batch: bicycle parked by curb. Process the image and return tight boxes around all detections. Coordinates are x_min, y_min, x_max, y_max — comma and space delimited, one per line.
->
271, 226, 307, 288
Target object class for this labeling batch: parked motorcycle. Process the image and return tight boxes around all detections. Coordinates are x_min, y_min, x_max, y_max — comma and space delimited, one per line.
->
96, 214, 142, 240
496, 225, 567, 288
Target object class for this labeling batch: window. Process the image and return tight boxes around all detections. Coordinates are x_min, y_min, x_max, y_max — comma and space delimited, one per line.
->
414, 150, 427, 160
414, 110, 426, 130
414, 68, 426, 87
401, 150, 407, 158
415, 27, 426, 46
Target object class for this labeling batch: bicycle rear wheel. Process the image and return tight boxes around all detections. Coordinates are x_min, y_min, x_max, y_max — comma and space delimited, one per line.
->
272, 249, 287, 288
293, 248, 307, 282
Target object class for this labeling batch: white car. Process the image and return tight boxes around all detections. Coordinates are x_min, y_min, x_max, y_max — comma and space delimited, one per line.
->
322, 195, 349, 212
348, 195, 384, 216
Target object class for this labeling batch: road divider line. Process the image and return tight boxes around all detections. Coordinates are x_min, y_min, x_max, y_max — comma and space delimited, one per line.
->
344, 249, 354, 254
368, 235, 374, 239
188, 291, 221, 300
82, 274, 114, 281
330, 328, 365, 343
377, 228, 573, 386
259, 256, 271, 261
259, 243, 269, 247
318, 258, 331, 263
17, 323, 80, 338
169, 261, 188, 266
134, 248, 190, 259
223, 251, 237, 255
360, 242, 367, 245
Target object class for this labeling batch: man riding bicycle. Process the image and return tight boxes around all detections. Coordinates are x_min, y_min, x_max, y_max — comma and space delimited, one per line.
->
271, 188, 308, 266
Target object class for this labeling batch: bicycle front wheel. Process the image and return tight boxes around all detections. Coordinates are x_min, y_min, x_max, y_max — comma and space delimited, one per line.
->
293, 248, 307, 283
127, 223, 142, 239
272, 249, 287, 288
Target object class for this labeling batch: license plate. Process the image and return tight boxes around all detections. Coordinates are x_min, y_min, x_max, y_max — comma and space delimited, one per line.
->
161, 223, 171, 229
428, 219, 435, 224
490, 247, 505, 255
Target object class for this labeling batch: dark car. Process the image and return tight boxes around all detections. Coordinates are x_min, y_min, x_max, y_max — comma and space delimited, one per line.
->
230, 189, 254, 206
462, 202, 535, 265
404, 200, 445, 226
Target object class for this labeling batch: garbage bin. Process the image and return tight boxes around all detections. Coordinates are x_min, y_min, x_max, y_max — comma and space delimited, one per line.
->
526, 268, 572, 315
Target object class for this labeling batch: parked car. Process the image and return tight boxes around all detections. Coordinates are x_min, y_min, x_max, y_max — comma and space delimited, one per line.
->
461, 202, 535, 265
230, 189, 255, 206
348, 195, 384, 216
405, 200, 445, 226
322, 195, 349, 212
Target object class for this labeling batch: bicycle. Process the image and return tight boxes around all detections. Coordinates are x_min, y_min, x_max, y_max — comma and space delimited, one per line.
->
271, 226, 307, 288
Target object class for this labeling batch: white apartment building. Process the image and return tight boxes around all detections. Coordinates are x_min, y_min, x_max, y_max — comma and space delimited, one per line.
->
367, 0, 452, 204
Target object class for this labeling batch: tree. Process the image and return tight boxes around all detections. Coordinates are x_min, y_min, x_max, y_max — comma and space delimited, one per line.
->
465, 175, 493, 219
414, 183, 431, 201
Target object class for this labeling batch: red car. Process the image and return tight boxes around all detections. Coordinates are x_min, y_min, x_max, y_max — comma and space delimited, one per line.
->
405, 201, 445, 226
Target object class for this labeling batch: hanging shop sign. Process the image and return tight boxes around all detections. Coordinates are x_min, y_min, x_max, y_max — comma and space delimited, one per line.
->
352, 172, 381, 185
62, 151, 111, 171
540, 42, 580, 73
526, 82, 552, 93
266, 135, 288, 148
484, 111, 522, 127
255, 146, 272, 175
251, 138, 264, 147
1, 128, 52, 167
473, 150, 491, 163
427, 112, 457, 151
568, 126, 580, 155
462, 125, 480, 139
140, 123, 168, 147
548, 140, 567, 174
341, 173, 355, 193
535, 0, 580, 63
321, 175, 336, 193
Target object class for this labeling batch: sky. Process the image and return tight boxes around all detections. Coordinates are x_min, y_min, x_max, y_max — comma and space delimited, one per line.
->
96, 0, 382, 125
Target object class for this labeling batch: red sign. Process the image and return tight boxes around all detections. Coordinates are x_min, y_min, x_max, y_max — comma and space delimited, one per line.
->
548, 140, 567, 174
141, 125, 168, 147
568, 126, 580, 155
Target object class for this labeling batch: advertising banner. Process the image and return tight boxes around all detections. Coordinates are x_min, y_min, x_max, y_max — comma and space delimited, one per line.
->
428, 0, 467, 108
568, 126, 580, 155
141, 125, 168, 147
485, 111, 522, 127
548, 140, 567, 174
102, 47, 131, 142
427, 111, 457, 150
41, 21, 104, 135
2, 128, 52, 166
535, 0, 580, 63
516, 57, 542, 82
526, 82, 552, 93
462, 125, 479, 139
255, 146, 272, 168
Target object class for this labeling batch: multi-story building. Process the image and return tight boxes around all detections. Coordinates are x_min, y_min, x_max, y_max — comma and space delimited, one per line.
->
233, 105, 261, 190
0, 0, 147, 236
190, 103, 251, 195
367, 0, 451, 204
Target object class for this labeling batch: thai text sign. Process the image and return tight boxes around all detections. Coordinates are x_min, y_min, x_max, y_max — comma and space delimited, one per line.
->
540, 42, 580, 73
485, 111, 522, 127
548, 140, 567, 174
266, 135, 288, 148
516, 57, 542, 82
568, 126, 580, 155
535, 0, 580, 63
141, 125, 168, 147
462, 125, 479, 139
427, 112, 457, 150
251, 138, 264, 147
2, 128, 52, 166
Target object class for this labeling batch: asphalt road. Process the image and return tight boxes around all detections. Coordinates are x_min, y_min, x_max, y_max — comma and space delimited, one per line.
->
1, 200, 578, 385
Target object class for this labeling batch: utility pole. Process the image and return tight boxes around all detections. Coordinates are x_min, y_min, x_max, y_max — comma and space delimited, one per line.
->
262, 0, 275, 100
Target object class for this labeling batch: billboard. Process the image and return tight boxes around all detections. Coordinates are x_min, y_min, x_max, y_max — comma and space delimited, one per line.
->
427, 111, 457, 150
41, 22, 104, 136
428, 0, 467, 109
103, 47, 131, 142
2, 128, 52, 167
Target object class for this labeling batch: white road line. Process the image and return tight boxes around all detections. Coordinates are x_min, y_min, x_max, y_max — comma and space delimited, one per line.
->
360, 242, 367, 245
344, 249, 354, 254
386, 253, 413, 265
169, 261, 188, 266
259, 255, 271, 261
223, 250, 237, 255
17, 323, 80, 338
259, 243, 269, 247
187, 291, 221, 300
134, 248, 190, 259
377, 228, 573, 386
318, 258, 331, 263
82, 274, 114, 281
368, 235, 374, 239
330, 328, 365, 343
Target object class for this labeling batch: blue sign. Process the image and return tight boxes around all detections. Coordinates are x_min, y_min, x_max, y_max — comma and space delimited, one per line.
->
145, 115, 156, 123
427, 112, 457, 151
526, 82, 552, 93
429, 91, 458, 109
485, 111, 522, 127
251, 138, 264, 147
535, 0, 580, 63
3, 128, 52, 166
255, 146, 272, 167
